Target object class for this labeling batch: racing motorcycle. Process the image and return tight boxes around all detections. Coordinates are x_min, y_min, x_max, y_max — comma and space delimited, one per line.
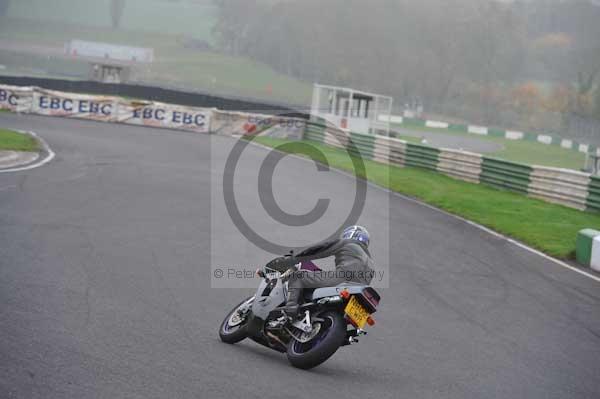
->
218, 256, 381, 369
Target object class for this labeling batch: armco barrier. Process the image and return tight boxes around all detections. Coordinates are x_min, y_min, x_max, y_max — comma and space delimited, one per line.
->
212, 109, 279, 136
480, 158, 531, 194
0, 76, 297, 114
306, 119, 405, 168
322, 126, 349, 150
587, 176, 600, 212
437, 149, 482, 184
348, 132, 375, 159
528, 166, 590, 211
303, 119, 599, 213
385, 136, 408, 166
386, 114, 600, 158
3, 82, 599, 214
304, 122, 325, 143
0, 84, 34, 112
405, 143, 439, 171
0, 83, 308, 137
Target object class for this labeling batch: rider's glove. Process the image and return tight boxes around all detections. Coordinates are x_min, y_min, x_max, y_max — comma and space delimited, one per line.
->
266, 255, 295, 272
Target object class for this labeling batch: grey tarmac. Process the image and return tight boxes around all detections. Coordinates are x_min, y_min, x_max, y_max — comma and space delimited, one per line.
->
1, 112, 599, 399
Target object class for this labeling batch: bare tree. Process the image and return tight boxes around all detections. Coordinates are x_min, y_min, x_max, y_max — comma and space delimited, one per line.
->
461, 1, 525, 124
212, 0, 263, 56
211, 0, 599, 129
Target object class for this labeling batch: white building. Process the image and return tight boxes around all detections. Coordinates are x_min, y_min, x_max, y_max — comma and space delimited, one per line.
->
310, 83, 393, 135
65, 40, 154, 83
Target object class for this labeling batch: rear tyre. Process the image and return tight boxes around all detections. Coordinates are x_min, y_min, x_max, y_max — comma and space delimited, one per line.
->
286, 311, 346, 369
219, 296, 253, 344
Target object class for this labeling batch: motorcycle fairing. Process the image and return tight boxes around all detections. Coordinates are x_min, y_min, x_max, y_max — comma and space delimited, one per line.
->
306, 284, 367, 301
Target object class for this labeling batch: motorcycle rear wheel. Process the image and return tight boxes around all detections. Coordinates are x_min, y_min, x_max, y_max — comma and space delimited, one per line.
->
286, 311, 346, 369
219, 296, 253, 344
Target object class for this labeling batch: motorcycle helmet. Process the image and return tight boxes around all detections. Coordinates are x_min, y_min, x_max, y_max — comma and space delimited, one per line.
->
341, 225, 370, 247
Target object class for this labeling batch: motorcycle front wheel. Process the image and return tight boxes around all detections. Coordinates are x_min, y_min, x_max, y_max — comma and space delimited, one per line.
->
219, 296, 253, 344
286, 311, 347, 369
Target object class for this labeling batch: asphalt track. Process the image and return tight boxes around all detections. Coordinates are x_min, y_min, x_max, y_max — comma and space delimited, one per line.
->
395, 127, 504, 153
1, 112, 600, 399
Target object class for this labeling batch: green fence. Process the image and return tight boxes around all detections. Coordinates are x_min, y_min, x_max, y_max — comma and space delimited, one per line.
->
405, 143, 440, 171
304, 122, 326, 144
398, 117, 597, 162
587, 176, 600, 212
480, 158, 532, 194
347, 132, 375, 160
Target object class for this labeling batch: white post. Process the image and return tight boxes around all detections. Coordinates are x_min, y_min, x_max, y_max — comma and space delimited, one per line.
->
359, 98, 365, 118
349, 90, 354, 118
373, 96, 380, 135
387, 97, 393, 136
311, 85, 320, 118
332, 89, 338, 116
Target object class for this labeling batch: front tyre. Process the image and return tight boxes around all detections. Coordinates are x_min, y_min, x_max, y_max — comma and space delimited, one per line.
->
286, 311, 347, 369
219, 296, 253, 344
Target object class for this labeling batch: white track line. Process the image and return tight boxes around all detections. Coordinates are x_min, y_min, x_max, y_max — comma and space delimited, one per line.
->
250, 140, 600, 283
0, 130, 55, 173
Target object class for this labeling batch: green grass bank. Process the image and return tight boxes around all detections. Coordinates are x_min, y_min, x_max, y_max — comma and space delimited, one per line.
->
0, 129, 39, 152
253, 136, 599, 259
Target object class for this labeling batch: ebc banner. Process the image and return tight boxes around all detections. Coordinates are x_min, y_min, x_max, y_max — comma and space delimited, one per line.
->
118, 100, 212, 133
32, 89, 117, 122
0, 85, 34, 113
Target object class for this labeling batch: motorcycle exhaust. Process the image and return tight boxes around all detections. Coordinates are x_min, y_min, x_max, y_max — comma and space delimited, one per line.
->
317, 296, 343, 305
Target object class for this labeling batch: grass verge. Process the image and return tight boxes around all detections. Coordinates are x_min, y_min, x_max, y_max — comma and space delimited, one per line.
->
0, 129, 39, 151
253, 136, 600, 259
392, 124, 586, 170
489, 139, 585, 170
0, 17, 313, 105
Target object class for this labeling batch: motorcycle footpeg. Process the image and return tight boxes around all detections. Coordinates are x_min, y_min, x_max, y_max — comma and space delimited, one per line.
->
269, 309, 299, 324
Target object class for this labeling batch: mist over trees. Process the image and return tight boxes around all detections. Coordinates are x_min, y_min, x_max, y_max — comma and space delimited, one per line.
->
110, 0, 126, 30
213, 0, 600, 136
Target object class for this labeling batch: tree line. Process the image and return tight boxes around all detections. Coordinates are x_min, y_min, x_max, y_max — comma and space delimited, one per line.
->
212, 0, 600, 135
0, 0, 126, 29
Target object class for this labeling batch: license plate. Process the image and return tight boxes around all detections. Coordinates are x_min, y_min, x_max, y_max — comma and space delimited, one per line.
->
344, 296, 370, 328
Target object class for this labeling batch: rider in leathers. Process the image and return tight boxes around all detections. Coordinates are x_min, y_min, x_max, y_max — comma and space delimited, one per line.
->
267, 226, 374, 316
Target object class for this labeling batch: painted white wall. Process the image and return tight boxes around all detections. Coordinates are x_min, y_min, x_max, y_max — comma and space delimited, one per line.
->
561, 139, 573, 149
468, 125, 488, 135
378, 115, 403, 124
506, 130, 524, 140
591, 236, 600, 272
537, 135, 552, 145
426, 120, 449, 129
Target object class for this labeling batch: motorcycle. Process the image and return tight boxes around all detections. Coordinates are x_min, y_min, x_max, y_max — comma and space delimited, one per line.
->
218, 256, 381, 369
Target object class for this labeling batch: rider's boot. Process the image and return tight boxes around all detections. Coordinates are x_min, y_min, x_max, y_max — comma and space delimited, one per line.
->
279, 288, 301, 317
